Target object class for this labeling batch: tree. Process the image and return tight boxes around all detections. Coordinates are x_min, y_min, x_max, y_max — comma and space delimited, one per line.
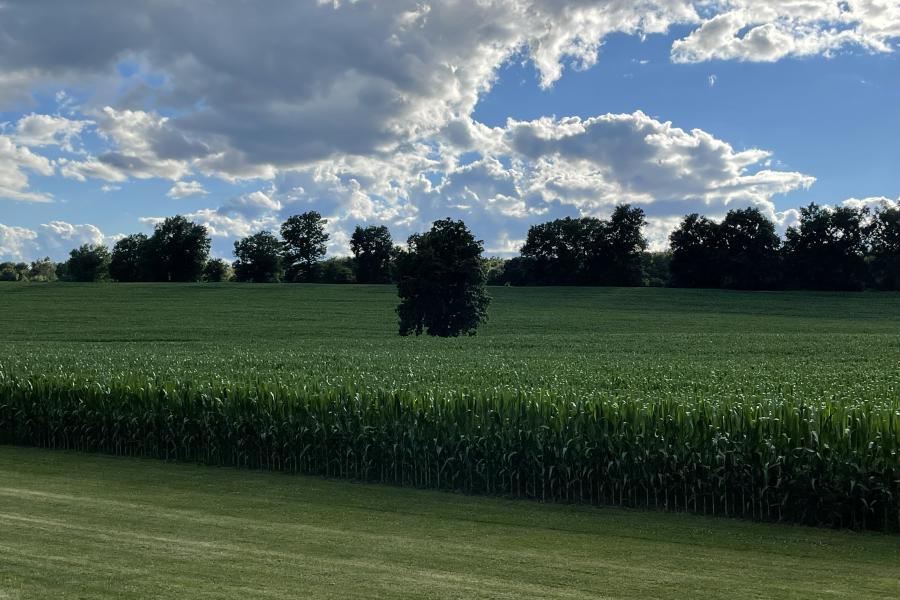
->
233, 231, 284, 283
66, 244, 111, 282
586, 204, 647, 286
520, 217, 603, 285
717, 208, 781, 289
314, 257, 355, 283
642, 251, 671, 287
281, 211, 328, 282
203, 258, 232, 282
350, 225, 393, 283
28, 257, 57, 282
783, 203, 868, 290
0, 263, 18, 281
396, 218, 490, 337
668, 214, 723, 288
109, 234, 150, 282
146, 216, 210, 282
868, 206, 900, 290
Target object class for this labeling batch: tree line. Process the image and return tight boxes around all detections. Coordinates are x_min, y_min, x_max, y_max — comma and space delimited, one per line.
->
3, 201, 899, 291
504, 202, 900, 291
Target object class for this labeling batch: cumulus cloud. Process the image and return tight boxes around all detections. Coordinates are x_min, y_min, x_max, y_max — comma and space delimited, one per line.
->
167, 180, 208, 199
671, 1, 900, 63
0, 136, 55, 202
0, 220, 113, 261
0, 223, 39, 260
2, 1, 893, 182
1, 1, 896, 259
842, 195, 900, 211
498, 111, 814, 217
13, 113, 89, 151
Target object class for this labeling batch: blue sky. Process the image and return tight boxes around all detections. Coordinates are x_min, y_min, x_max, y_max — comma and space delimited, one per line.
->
1, 1, 899, 261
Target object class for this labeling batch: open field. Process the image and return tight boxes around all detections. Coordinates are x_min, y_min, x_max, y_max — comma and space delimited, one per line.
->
1, 447, 899, 600
1, 284, 899, 529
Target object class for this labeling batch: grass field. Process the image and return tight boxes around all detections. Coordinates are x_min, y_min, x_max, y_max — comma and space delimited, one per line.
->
1, 447, 899, 600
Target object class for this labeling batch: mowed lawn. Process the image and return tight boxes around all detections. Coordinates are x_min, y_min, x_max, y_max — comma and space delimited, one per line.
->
1, 447, 899, 600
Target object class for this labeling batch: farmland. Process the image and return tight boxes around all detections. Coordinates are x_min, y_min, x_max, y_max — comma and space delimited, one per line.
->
2, 447, 899, 599
0, 284, 899, 529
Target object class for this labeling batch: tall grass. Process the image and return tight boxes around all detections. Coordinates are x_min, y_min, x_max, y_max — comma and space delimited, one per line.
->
1, 373, 896, 530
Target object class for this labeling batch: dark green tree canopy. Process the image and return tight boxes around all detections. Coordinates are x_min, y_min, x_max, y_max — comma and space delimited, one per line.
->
65, 244, 110, 282
202, 258, 232, 283
233, 231, 284, 283
396, 218, 490, 337
146, 216, 210, 282
783, 203, 868, 291
869, 206, 900, 290
109, 234, 150, 282
521, 216, 602, 285
668, 213, 722, 288
669, 208, 780, 290
587, 204, 648, 286
350, 225, 394, 283
28, 257, 57, 282
281, 212, 328, 282
520, 205, 647, 285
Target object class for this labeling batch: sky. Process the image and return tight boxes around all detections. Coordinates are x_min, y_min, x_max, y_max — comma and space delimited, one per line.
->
1, 0, 899, 262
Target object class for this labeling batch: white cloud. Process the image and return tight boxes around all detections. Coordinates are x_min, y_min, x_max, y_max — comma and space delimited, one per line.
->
0, 1, 896, 259
0, 223, 39, 260
842, 195, 899, 211
671, 1, 900, 63
167, 180, 208, 199
498, 111, 815, 217
0, 135, 54, 202
14, 113, 89, 151
708, 74, 717, 87
1, 220, 113, 261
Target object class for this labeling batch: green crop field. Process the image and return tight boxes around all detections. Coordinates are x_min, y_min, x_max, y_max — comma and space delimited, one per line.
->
1, 283, 899, 597
1, 283, 899, 527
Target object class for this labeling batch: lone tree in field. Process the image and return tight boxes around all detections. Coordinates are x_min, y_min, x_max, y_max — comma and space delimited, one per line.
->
281, 211, 328, 282
146, 216, 211, 282
233, 231, 284, 283
350, 225, 394, 283
396, 218, 490, 337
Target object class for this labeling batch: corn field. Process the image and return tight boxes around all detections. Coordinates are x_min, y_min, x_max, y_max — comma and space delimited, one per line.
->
1, 284, 899, 530
1, 374, 897, 530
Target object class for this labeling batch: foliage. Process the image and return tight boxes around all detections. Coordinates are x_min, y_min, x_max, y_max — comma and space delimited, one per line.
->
145, 216, 211, 282
202, 258, 233, 283
109, 234, 150, 282
642, 251, 671, 287
519, 205, 647, 285
521, 216, 601, 285
281, 212, 329, 282
233, 231, 284, 283
0, 262, 22, 281
868, 206, 900, 290
350, 225, 393, 283
314, 257, 356, 284
27, 257, 57, 282
670, 208, 781, 290
65, 244, 110, 282
783, 204, 868, 291
483, 257, 508, 285
396, 218, 491, 336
